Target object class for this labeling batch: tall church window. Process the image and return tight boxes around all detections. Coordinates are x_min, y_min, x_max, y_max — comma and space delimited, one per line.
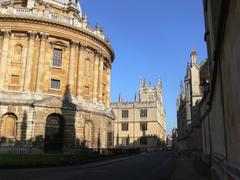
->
1, 114, 16, 139
13, 44, 23, 62
52, 48, 62, 67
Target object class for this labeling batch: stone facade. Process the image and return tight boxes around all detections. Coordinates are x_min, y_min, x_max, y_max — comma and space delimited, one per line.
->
111, 79, 167, 150
176, 50, 208, 156
201, 0, 240, 179
0, 0, 115, 153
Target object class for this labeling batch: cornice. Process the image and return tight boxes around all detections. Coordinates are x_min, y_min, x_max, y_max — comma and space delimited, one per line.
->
0, 15, 115, 62
0, 100, 114, 119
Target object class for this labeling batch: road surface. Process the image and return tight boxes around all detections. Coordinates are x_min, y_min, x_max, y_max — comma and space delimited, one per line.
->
0, 151, 177, 180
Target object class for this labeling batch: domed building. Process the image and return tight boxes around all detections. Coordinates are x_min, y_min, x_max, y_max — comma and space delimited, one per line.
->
0, 0, 115, 152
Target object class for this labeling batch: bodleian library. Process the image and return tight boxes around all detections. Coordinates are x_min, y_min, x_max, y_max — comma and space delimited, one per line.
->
111, 79, 167, 151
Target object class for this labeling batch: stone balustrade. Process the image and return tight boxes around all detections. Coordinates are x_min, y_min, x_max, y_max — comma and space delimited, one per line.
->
14, 8, 32, 15
0, 6, 107, 42
49, 13, 71, 24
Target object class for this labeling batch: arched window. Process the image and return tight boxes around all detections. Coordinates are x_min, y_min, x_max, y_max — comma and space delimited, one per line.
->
14, 44, 23, 62
84, 121, 93, 147
1, 114, 17, 139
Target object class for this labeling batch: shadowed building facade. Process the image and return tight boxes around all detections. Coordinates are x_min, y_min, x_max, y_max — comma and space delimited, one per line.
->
176, 50, 208, 155
0, 0, 115, 152
201, 0, 240, 179
111, 79, 167, 150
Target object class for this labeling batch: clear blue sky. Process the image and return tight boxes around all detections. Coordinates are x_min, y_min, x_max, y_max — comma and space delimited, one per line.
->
80, 0, 207, 134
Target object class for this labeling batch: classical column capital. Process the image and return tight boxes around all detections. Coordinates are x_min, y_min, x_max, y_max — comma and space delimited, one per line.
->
98, 52, 103, 58
71, 40, 79, 47
28, 31, 37, 39
1, 29, 11, 38
79, 43, 87, 50
93, 50, 103, 58
39, 33, 48, 41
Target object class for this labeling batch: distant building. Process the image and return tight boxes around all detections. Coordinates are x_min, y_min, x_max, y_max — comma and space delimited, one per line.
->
171, 128, 178, 150
111, 79, 167, 150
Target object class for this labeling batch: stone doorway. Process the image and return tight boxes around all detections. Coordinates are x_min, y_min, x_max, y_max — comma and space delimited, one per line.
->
44, 114, 64, 152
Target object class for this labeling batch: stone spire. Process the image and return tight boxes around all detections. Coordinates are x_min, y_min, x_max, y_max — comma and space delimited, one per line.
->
157, 77, 162, 91
118, 93, 124, 102
191, 49, 197, 65
149, 81, 152, 88
143, 79, 147, 88
134, 92, 138, 102
139, 79, 143, 89
180, 80, 184, 99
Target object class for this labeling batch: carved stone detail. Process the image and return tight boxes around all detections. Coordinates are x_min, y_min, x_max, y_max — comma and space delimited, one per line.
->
71, 40, 79, 47
1, 29, 11, 38
39, 33, 48, 41
28, 31, 37, 39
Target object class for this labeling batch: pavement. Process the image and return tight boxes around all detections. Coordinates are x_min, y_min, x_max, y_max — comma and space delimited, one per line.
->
0, 151, 210, 180
171, 157, 210, 180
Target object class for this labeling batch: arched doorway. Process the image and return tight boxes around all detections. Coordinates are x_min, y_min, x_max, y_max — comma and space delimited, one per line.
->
84, 121, 93, 148
44, 114, 64, 152
1, 113, 17, 143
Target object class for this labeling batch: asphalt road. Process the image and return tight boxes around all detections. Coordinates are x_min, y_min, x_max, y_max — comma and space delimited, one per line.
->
0, 151, 177, 180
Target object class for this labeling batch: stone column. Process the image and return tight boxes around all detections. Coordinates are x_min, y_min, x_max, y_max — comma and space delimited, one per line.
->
68, 41, 78, 95
0, 29, 11, 91
35, 33, 48, 92
98, 55, 104, 102
24, 31, 36, 92
106, 65, 111, 108
92, 51, 99, 102
77, 44, 85, 97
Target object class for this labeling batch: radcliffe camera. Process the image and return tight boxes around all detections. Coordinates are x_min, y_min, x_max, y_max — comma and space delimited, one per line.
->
0, 0, 238, 180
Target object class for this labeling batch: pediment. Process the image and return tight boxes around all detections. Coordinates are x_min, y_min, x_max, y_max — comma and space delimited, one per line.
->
33, 96, 77, 111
